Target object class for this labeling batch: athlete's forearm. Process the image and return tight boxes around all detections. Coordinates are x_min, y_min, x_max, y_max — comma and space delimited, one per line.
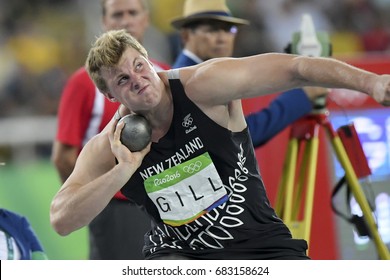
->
50, 162, 133, 236
292, 56, 376, 94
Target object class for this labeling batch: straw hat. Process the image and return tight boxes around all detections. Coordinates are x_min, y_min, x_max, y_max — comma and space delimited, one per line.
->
171, 0, 249, 29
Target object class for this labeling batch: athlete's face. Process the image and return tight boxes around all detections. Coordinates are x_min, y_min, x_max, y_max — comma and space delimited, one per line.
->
102, 0, 149, 43
101, 47, 161, 112
184, 20, 237, 60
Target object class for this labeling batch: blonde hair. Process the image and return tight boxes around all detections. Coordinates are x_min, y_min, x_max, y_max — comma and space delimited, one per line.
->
85, 29, 148, 93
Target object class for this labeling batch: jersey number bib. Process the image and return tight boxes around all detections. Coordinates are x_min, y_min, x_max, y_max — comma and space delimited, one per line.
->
144, 152, 228, 226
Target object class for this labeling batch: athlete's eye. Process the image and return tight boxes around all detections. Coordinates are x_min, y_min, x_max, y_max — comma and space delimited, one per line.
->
135, 62, 143, 71
118, 76, 129, 85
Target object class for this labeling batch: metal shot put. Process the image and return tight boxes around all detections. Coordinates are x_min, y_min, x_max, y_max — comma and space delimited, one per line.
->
117, 114, 152, 152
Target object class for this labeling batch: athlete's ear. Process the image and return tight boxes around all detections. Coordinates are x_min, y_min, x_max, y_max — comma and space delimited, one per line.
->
103, 92, 117, 102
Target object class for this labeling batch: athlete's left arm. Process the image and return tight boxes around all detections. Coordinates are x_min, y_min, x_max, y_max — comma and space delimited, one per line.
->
182, 53, 390, 106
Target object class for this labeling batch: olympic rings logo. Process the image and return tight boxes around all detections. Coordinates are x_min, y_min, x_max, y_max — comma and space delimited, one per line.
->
182, 114, 193, 127
183, 161, 202, 173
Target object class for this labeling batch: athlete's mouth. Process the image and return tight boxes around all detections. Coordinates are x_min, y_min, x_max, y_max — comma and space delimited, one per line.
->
138, 85, 148, 95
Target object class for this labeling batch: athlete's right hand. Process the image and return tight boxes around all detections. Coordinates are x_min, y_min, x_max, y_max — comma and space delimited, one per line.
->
109, 119, 151, 170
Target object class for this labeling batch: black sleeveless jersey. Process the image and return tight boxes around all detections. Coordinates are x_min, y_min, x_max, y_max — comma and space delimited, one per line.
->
121, 69, 308, 259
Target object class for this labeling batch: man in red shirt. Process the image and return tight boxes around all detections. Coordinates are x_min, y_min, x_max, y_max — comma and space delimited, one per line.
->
51, 0, 169, 259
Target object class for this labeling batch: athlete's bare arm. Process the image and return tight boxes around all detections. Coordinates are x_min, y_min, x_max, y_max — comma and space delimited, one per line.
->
181, 53, 390, 107
50, 118, 150, 235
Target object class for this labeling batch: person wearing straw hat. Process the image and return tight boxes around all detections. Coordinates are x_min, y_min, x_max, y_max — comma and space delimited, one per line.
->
50, 28, 390, 259
171, 0, 249, 67
171, 0, 328, 148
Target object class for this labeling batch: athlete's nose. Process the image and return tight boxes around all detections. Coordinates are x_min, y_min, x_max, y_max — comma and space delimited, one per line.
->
132, 74, 141, 92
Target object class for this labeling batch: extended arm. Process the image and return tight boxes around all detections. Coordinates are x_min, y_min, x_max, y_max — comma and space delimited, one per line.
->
182, 53, 390, 107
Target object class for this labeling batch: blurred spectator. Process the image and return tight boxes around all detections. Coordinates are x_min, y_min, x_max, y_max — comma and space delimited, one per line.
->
0, 208, 48, 260
321, 0, 390, 54
1, 22, 67, 116
361, 17, 390, 52
255, 0, 332, 52
359, 3, 390, 52
0, 1, 84, 118
228, 0, 276, 56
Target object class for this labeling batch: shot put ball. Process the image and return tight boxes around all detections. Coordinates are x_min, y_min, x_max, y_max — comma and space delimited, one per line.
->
118, 114, 152, 152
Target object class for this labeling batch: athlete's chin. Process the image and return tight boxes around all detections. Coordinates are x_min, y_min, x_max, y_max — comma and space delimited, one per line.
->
141, 97, 160, 111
